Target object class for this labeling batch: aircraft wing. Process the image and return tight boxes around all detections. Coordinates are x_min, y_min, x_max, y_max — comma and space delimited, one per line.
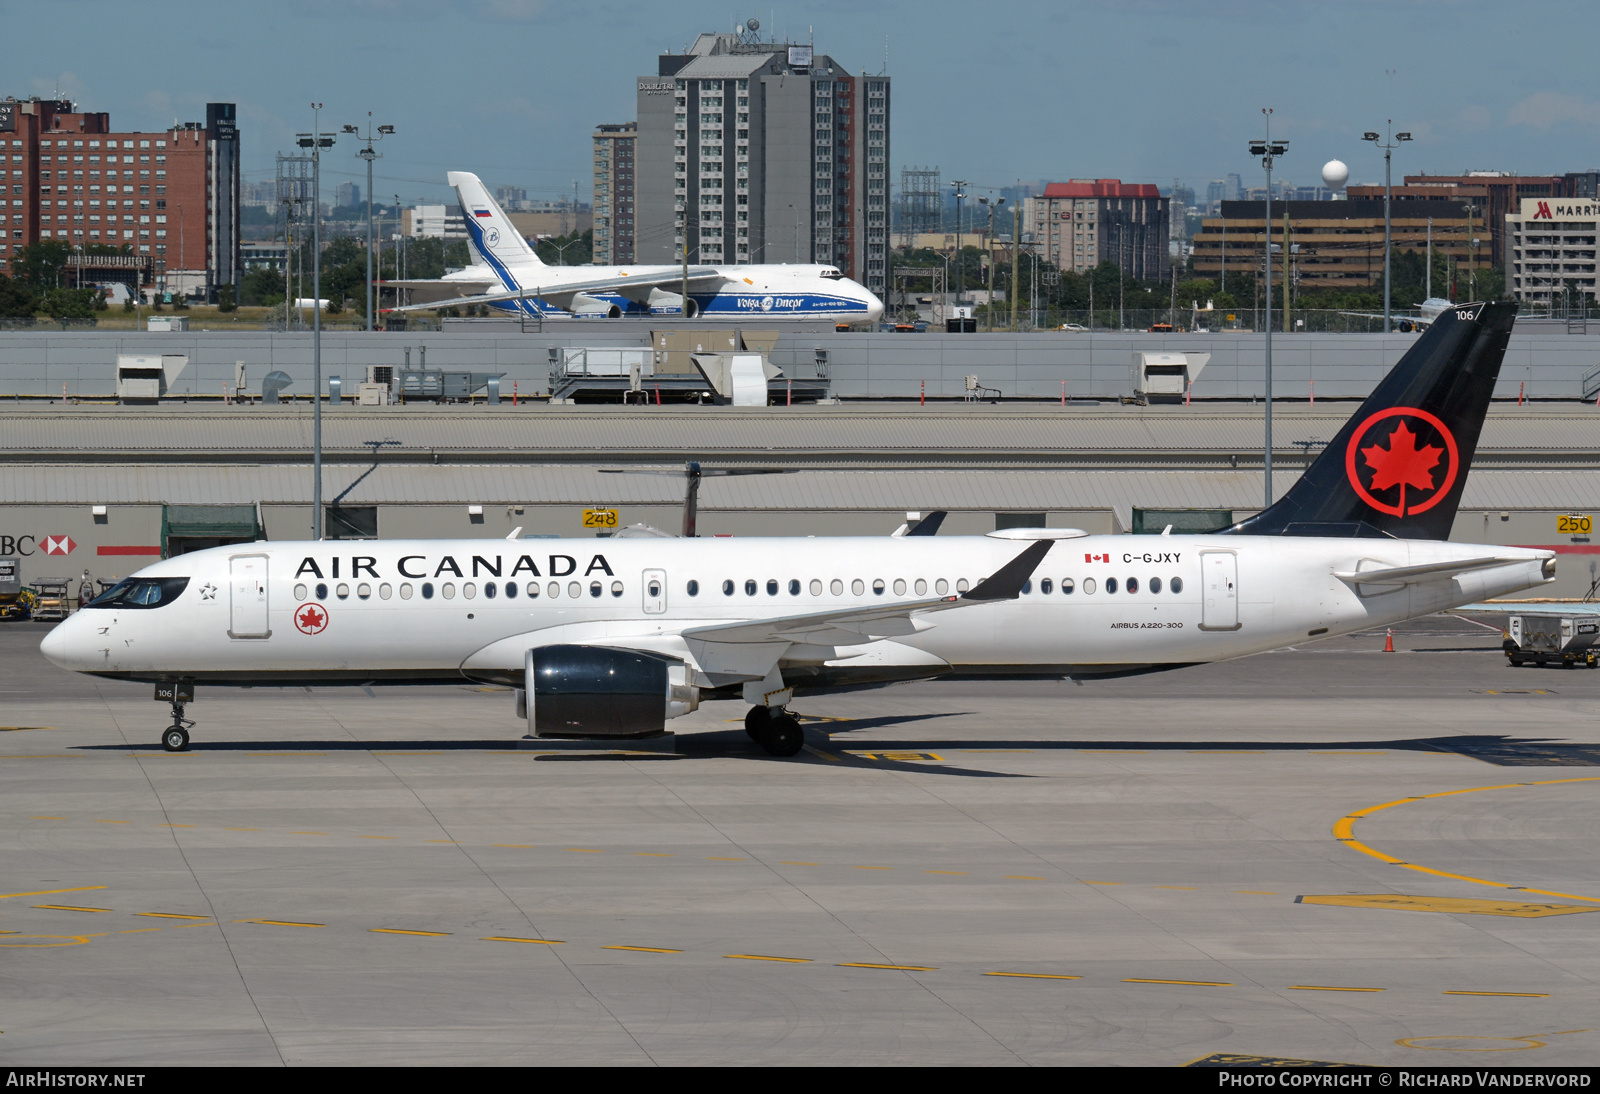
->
383, 278, 499, 308
683, 541, 1052, 651
388, 268, 726, 314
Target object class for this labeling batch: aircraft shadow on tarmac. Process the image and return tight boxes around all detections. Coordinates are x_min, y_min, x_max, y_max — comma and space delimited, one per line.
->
75, 732, 1600, 769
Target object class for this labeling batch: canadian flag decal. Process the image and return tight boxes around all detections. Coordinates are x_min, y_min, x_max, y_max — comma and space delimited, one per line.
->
1085, 553, 1109, 563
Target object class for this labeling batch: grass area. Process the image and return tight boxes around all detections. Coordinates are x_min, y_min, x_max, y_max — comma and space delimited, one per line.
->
63, 305, 369, 331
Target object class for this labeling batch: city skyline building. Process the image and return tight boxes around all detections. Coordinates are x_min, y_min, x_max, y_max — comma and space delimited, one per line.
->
0, 96, 239, 299
1027, 179, 1168, 278
1505, 196, 1600, 309
635, 31, 889, 296
591, 122, 636, 264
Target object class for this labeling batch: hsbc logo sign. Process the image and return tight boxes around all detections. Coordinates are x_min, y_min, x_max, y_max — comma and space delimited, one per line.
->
0, 534, 75, 556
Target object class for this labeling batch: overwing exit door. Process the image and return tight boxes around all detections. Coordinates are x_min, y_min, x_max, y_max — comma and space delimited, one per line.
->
229, 555, 271, 638
1199, 552, 1239, 631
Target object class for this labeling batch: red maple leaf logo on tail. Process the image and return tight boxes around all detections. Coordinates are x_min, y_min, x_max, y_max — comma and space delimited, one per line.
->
1360, 420, 1442, 516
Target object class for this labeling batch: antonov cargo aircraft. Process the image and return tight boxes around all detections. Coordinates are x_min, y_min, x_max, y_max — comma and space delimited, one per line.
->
42, 302, 1553, 757
386, 172, 884, 323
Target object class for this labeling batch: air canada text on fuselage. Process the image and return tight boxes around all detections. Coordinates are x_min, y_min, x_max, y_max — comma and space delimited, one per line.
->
292, 553, 615, 581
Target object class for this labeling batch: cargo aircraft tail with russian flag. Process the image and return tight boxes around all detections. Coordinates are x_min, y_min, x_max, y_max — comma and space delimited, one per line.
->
386, 172, 884, 323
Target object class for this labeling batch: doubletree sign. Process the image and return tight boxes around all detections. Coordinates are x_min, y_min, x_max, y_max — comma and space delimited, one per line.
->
1344, 407, 1460, 518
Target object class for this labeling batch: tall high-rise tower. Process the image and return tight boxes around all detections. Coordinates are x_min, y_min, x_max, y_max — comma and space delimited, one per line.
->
635, 29, 889, 296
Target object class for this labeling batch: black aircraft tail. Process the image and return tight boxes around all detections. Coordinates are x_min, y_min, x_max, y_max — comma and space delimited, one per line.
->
1226, 301, 1515, 540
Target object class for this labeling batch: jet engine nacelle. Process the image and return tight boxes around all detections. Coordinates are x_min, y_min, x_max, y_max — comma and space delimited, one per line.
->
570, 293, 623, 319
520, 644, 699, 739
647, 287, 699, 318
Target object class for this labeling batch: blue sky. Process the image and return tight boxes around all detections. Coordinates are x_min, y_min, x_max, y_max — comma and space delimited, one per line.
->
6, 0, 1594, 204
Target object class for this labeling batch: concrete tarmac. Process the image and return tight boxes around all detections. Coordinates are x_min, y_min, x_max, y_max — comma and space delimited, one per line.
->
1, 613, 1597, 1067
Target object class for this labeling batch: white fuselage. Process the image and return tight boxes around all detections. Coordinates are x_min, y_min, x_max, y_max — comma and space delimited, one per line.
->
446, 261, 884, 322
41, 534, 1552, 690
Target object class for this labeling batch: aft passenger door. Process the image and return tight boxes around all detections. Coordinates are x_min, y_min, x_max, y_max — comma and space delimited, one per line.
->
1199, 551, 1239, 631
229, 554, 271, 638
642, 569, 667, 615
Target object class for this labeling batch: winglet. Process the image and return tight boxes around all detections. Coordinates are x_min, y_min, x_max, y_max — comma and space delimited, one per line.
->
962, 540, 1054, 602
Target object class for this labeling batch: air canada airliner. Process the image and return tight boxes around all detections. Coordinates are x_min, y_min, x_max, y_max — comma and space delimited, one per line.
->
387, 172, 885, 323
42, 302, 1552, 757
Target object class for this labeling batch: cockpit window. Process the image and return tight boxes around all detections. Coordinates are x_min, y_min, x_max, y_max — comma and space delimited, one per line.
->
85, 577, 190, 609
820, 268, 844, 279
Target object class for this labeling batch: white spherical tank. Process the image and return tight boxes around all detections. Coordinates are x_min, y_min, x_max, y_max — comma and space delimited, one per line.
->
1322, 159, 1350, 190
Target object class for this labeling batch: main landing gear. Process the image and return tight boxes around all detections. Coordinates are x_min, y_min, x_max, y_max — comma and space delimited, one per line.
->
744, 705, 804, 758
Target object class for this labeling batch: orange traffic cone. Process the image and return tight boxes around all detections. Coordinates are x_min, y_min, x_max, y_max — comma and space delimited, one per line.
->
1384, 628, 1395, 653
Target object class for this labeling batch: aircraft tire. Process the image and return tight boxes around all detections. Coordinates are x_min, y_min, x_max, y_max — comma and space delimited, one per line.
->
758, 714, 803, 758
162, 726, 190, 753
744, 705, 771, 741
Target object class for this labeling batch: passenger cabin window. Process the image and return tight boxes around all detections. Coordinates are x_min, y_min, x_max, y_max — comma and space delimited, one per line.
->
1062, 578, 1075, 595
1149, 577, 1162, 594
1105, 578, 1118, 594
789, 579, 801, 595
1125, 577, 1139, 594
686, 580, 699, 597
767, 579, 778, 596
1041, 578, 1053, 594
1171, 576, 1184, 594
722, 580, 735, 596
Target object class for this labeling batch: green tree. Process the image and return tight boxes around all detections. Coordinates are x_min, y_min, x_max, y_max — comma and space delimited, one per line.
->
240, 267, 286, 307
217, 284, 237, 313
42, 287, 104, 320
12, 241, 71, 289
0, 275, 39, 318
534, 228, 593, 266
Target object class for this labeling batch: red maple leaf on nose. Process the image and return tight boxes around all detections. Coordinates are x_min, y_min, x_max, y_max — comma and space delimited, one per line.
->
296, 605, 326, 631
1360, 420, 1443, 515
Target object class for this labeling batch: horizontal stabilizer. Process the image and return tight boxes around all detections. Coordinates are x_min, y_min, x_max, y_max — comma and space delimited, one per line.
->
1332, 556, 1526, 586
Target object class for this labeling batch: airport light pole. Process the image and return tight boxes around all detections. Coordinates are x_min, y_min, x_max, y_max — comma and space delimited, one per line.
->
342, 115, 395, 332
1363, 123, 1411, 333
978, 195, 1005, 330
298, 107, 335, 541
951, 181, 968, 307
1249, 109, 1288, 509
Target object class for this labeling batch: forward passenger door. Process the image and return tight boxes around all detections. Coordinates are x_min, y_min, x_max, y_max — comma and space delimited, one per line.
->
229, 554, 271, 638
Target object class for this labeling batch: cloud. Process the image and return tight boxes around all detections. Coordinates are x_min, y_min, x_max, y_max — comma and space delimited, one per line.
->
1506, 91, 1600, 130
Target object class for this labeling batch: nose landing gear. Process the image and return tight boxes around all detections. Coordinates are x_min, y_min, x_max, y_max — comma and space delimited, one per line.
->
162, 711, 192, 753
155, 681, 195, 752
744, 705, 804, 757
